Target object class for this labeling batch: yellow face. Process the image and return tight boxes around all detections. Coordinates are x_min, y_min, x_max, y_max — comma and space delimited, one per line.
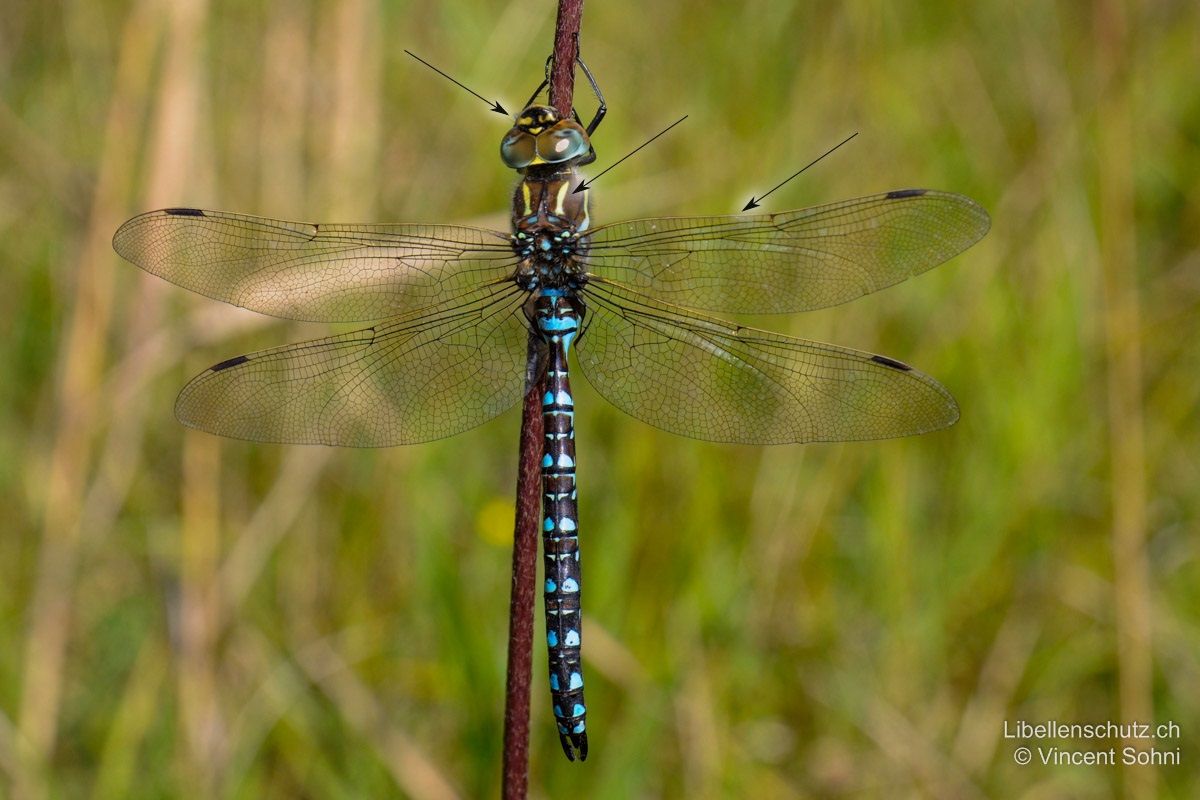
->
501, 105, 591, 169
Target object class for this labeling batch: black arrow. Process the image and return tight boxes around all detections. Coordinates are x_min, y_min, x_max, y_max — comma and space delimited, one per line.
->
742, 132, 859, 211
404, 50, 508, 115
573, 115, 688, 193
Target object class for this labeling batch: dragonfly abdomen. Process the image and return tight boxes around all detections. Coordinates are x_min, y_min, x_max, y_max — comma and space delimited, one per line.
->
535, 290, 588, 761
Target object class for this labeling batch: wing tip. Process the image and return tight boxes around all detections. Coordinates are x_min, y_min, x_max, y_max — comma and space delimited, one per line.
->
891, 188, 992, 254
113, 208, 207, 260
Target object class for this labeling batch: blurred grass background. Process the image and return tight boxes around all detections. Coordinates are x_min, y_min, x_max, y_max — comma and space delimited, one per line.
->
2, 0, 1198, 797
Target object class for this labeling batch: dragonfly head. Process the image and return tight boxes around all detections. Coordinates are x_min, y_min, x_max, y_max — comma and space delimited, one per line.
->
501, 105, 592, 170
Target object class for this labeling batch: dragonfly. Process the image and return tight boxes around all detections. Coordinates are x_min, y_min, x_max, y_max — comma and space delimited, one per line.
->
113, 57, 989, 762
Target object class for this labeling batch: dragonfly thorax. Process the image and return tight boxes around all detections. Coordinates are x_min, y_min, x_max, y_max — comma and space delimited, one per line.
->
513, 237, 587, 292
511, 174, 591, 292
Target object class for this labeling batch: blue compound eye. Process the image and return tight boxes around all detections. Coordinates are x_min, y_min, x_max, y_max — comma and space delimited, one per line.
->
501, 131, 536, 168
538, 126, 588, 163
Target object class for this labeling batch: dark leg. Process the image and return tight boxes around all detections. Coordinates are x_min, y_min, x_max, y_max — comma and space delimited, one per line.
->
527, 43, 605, 136
575, 50, 606, 135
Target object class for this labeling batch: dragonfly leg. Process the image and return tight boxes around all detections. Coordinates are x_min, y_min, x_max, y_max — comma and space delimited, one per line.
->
539, 34, 605, 136
575, 47, 606, 136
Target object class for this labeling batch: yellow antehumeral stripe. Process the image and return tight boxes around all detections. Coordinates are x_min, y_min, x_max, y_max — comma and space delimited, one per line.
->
521, 183, 532, 215
553, 182, 569, 216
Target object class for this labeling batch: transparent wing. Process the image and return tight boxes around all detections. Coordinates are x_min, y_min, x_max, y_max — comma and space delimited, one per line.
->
576, 279, 958, 444
175, 283, 531, 446
583, 190, 989, 314
113, 208, 516, 322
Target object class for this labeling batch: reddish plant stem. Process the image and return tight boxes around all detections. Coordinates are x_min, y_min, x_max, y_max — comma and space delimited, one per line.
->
501, 4, 584, 796
550, 0, 584, 117
501, 339, 545, 800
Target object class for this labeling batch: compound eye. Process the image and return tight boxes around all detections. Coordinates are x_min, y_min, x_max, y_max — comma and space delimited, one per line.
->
537, 126, 588, 163
500, 131, 536, 168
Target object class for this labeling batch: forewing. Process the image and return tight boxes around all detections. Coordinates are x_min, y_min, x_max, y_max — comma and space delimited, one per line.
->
175, 284, 530, 446
576, 279, 958, 444
113, 208, 515, 322
584, 190, 989, 314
